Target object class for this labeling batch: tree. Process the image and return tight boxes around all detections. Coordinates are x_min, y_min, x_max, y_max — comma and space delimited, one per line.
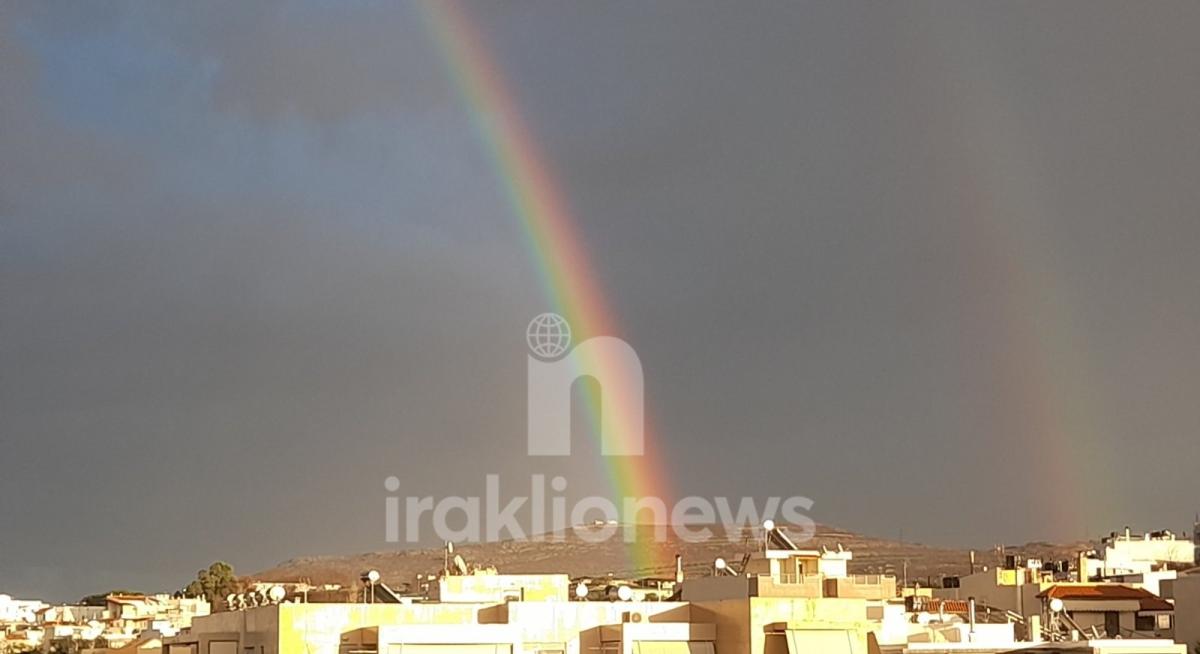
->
79, 589, 141, 606
183, 561, 239, 608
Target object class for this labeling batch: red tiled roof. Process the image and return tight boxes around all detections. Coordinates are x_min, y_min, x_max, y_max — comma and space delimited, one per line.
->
922, 599, 971, 613
1038, 585, 1173, 612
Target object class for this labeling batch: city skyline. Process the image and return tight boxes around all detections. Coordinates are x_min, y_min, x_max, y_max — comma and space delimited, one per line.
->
3, 1, 1200, 601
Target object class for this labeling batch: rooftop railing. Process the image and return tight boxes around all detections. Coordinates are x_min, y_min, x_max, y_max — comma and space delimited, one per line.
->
774, 573, 824, 584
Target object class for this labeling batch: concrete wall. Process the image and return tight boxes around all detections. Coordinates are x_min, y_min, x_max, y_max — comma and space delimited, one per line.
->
824, 577, 896, 600
754, 577, 823, 599
680, 578, 752, 602
955, 571, 1044, 622
688, 599, 750, 654
1170, 575, 1200, 650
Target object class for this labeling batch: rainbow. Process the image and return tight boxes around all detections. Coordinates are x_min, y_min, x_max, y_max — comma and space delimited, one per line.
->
419, 0, 674, 574
920, 13, 1109, 542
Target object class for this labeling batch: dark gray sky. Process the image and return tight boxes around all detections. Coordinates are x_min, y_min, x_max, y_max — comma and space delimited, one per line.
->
3, 1, 1200, 601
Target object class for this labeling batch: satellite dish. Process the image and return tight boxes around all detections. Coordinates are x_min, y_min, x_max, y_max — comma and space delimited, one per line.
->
268, 586, 286, 603
575, 583, 589, 599
446, 541, 455, 554
453, 554, 468, 576
1049, 598, 1065, 613
616, 586, 633, 601
763, 519, 776, 532
917, 612, 933, 626
225, 593, 235, 606
715, 558, 727, 570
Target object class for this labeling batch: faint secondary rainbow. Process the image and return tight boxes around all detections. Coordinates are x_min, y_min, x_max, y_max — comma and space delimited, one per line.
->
919, 9, 1111, 541
419, 0, 674, 573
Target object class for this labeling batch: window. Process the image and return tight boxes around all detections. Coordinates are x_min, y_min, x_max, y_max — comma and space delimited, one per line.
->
1135, 615, 1155, 632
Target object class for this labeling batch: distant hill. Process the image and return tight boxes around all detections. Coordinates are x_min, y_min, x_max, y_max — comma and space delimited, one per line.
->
251, 524, 1093, 590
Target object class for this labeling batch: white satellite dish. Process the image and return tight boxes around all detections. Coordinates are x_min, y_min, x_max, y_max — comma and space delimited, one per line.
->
762, 519, 776, 532
1049, 598, 1065, 613
616, 586, 633, 601
268, 586, 287, 603
575, 583, 589, 599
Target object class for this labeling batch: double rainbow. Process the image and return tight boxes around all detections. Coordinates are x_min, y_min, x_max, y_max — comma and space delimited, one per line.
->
420, 0, 674, 574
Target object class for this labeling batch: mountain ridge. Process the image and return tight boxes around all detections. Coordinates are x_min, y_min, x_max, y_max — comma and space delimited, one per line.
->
252, 523, 1093, 589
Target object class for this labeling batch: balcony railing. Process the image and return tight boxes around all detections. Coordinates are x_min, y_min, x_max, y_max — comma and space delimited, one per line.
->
845, 574, 893, 585
774, 573, 824, 584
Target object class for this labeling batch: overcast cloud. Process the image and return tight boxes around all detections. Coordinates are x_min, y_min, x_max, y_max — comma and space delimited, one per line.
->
3, 1, 1200, 600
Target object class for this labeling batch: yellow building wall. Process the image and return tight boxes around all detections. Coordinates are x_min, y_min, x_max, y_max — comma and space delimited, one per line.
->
748, 597, 872, 654
507, 602, 691, 654
436, 576, 570, 603
276, 604, 490, 654
690, 597, 874, 654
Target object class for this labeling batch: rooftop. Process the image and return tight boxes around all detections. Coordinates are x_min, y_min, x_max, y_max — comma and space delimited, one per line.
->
1037, 585, 1173, 612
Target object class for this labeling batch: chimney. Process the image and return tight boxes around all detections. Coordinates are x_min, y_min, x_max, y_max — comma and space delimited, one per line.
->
674, 554, 684, 584
967, 596, 976, 641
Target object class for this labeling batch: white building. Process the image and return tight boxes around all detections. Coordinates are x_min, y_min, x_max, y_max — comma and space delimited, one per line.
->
1090, 529, 1194, 578
0, 595, 47, 625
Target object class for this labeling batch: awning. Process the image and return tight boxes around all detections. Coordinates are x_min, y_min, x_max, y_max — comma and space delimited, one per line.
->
632, 642, 715, 654
784, 629, 861, 654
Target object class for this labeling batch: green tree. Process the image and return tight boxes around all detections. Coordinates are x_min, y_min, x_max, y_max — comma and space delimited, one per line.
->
79, 589, 141, 606
183, 561, 239, 608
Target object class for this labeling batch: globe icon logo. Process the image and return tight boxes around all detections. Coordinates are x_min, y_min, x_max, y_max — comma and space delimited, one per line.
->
527, 313, 572, 359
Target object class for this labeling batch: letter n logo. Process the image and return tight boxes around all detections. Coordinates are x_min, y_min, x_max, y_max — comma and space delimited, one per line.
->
525, 314, 644, 456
